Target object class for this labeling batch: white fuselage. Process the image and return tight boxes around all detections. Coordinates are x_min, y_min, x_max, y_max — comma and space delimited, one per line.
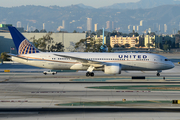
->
11, 52, 175, 72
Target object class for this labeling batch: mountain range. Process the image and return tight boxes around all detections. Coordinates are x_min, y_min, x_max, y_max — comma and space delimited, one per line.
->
102, 0, 180, 9
77, 0, 180, 9
0, 1, 180, 33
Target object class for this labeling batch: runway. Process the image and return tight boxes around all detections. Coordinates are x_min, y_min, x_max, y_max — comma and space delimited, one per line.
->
1, 62, 180, 119
1, 83, 180, 120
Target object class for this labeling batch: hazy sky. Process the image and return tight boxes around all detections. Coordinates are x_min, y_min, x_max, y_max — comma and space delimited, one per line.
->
0, 0, 140, 8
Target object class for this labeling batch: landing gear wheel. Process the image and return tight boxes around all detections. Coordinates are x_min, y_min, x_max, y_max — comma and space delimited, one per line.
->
86, 72, 94, 77
157, 73, 160, 76
90, 72, 94, 77
86, 72, 90, 77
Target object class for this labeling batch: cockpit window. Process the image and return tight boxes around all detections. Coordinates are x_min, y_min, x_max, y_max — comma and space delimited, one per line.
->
165, 59, 169, 61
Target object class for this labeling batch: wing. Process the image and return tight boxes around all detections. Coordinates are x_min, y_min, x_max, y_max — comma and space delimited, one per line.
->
54, 54, 105, 67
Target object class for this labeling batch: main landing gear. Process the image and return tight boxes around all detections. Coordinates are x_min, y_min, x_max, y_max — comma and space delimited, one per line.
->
86, 65, 95, 77
86, 72, 94, 77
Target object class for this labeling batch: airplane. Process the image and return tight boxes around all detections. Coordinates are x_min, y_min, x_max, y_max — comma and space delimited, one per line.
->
8, 26, 174, 77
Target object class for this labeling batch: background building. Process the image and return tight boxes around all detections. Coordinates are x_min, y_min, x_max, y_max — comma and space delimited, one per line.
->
93, 35, 106, 44
106, 21, 110, 30
94, 24, 98, 32
140, 20, 143, 26
17, 21, 21, 28
0, 24, 24, 32
110, 35, 139, 48
87, 18, 92, 31
0, 32, 86, 53
144, 35, 156, 48
144, 34, 175, 48
87, 35, 106, 44
164, 24, 167, 33
112, 21, 114, 30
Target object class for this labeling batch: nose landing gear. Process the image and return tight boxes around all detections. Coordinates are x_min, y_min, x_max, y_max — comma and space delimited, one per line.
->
157, 73, 160, 76
157, 70, 162, 76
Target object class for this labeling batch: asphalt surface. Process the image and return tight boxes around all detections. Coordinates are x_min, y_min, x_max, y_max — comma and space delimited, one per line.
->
1, 62, 180, 120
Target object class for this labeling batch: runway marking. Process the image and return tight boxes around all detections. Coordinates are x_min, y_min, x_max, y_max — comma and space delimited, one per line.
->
56, 100, 172, 107
0, 100, 60, 103
31, 91, 66, 93
72, 77, 180, 82
0, 100, 28, 102
0, 112, 38, 114
54, 77, 80, 78
87, 85, 180, 91
116, 91, 151, 92
28, 101, 59, 103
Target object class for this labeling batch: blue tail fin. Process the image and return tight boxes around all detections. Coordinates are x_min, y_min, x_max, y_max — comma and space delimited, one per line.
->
8, 26, 40, 54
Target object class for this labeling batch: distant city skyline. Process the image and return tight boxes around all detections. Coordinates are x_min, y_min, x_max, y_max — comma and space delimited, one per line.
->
0, 0, 140, 8
0, 1, 178, 34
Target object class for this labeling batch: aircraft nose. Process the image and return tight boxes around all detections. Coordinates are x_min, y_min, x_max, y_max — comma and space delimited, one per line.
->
170, 62, 175, 69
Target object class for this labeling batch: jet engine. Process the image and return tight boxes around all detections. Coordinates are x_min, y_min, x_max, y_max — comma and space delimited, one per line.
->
104, 63, 122, 74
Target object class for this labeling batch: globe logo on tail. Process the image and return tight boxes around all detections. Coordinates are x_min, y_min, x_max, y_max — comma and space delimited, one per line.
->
18, 39, 40, 54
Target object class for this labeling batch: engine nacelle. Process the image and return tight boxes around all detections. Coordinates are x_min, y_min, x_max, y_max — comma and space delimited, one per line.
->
104, 63, 121, 74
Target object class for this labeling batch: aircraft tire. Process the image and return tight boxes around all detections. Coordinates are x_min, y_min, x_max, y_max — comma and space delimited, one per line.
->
86, 72, 90, 77
90, 72, 94, 77
157, 73, 160, 76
